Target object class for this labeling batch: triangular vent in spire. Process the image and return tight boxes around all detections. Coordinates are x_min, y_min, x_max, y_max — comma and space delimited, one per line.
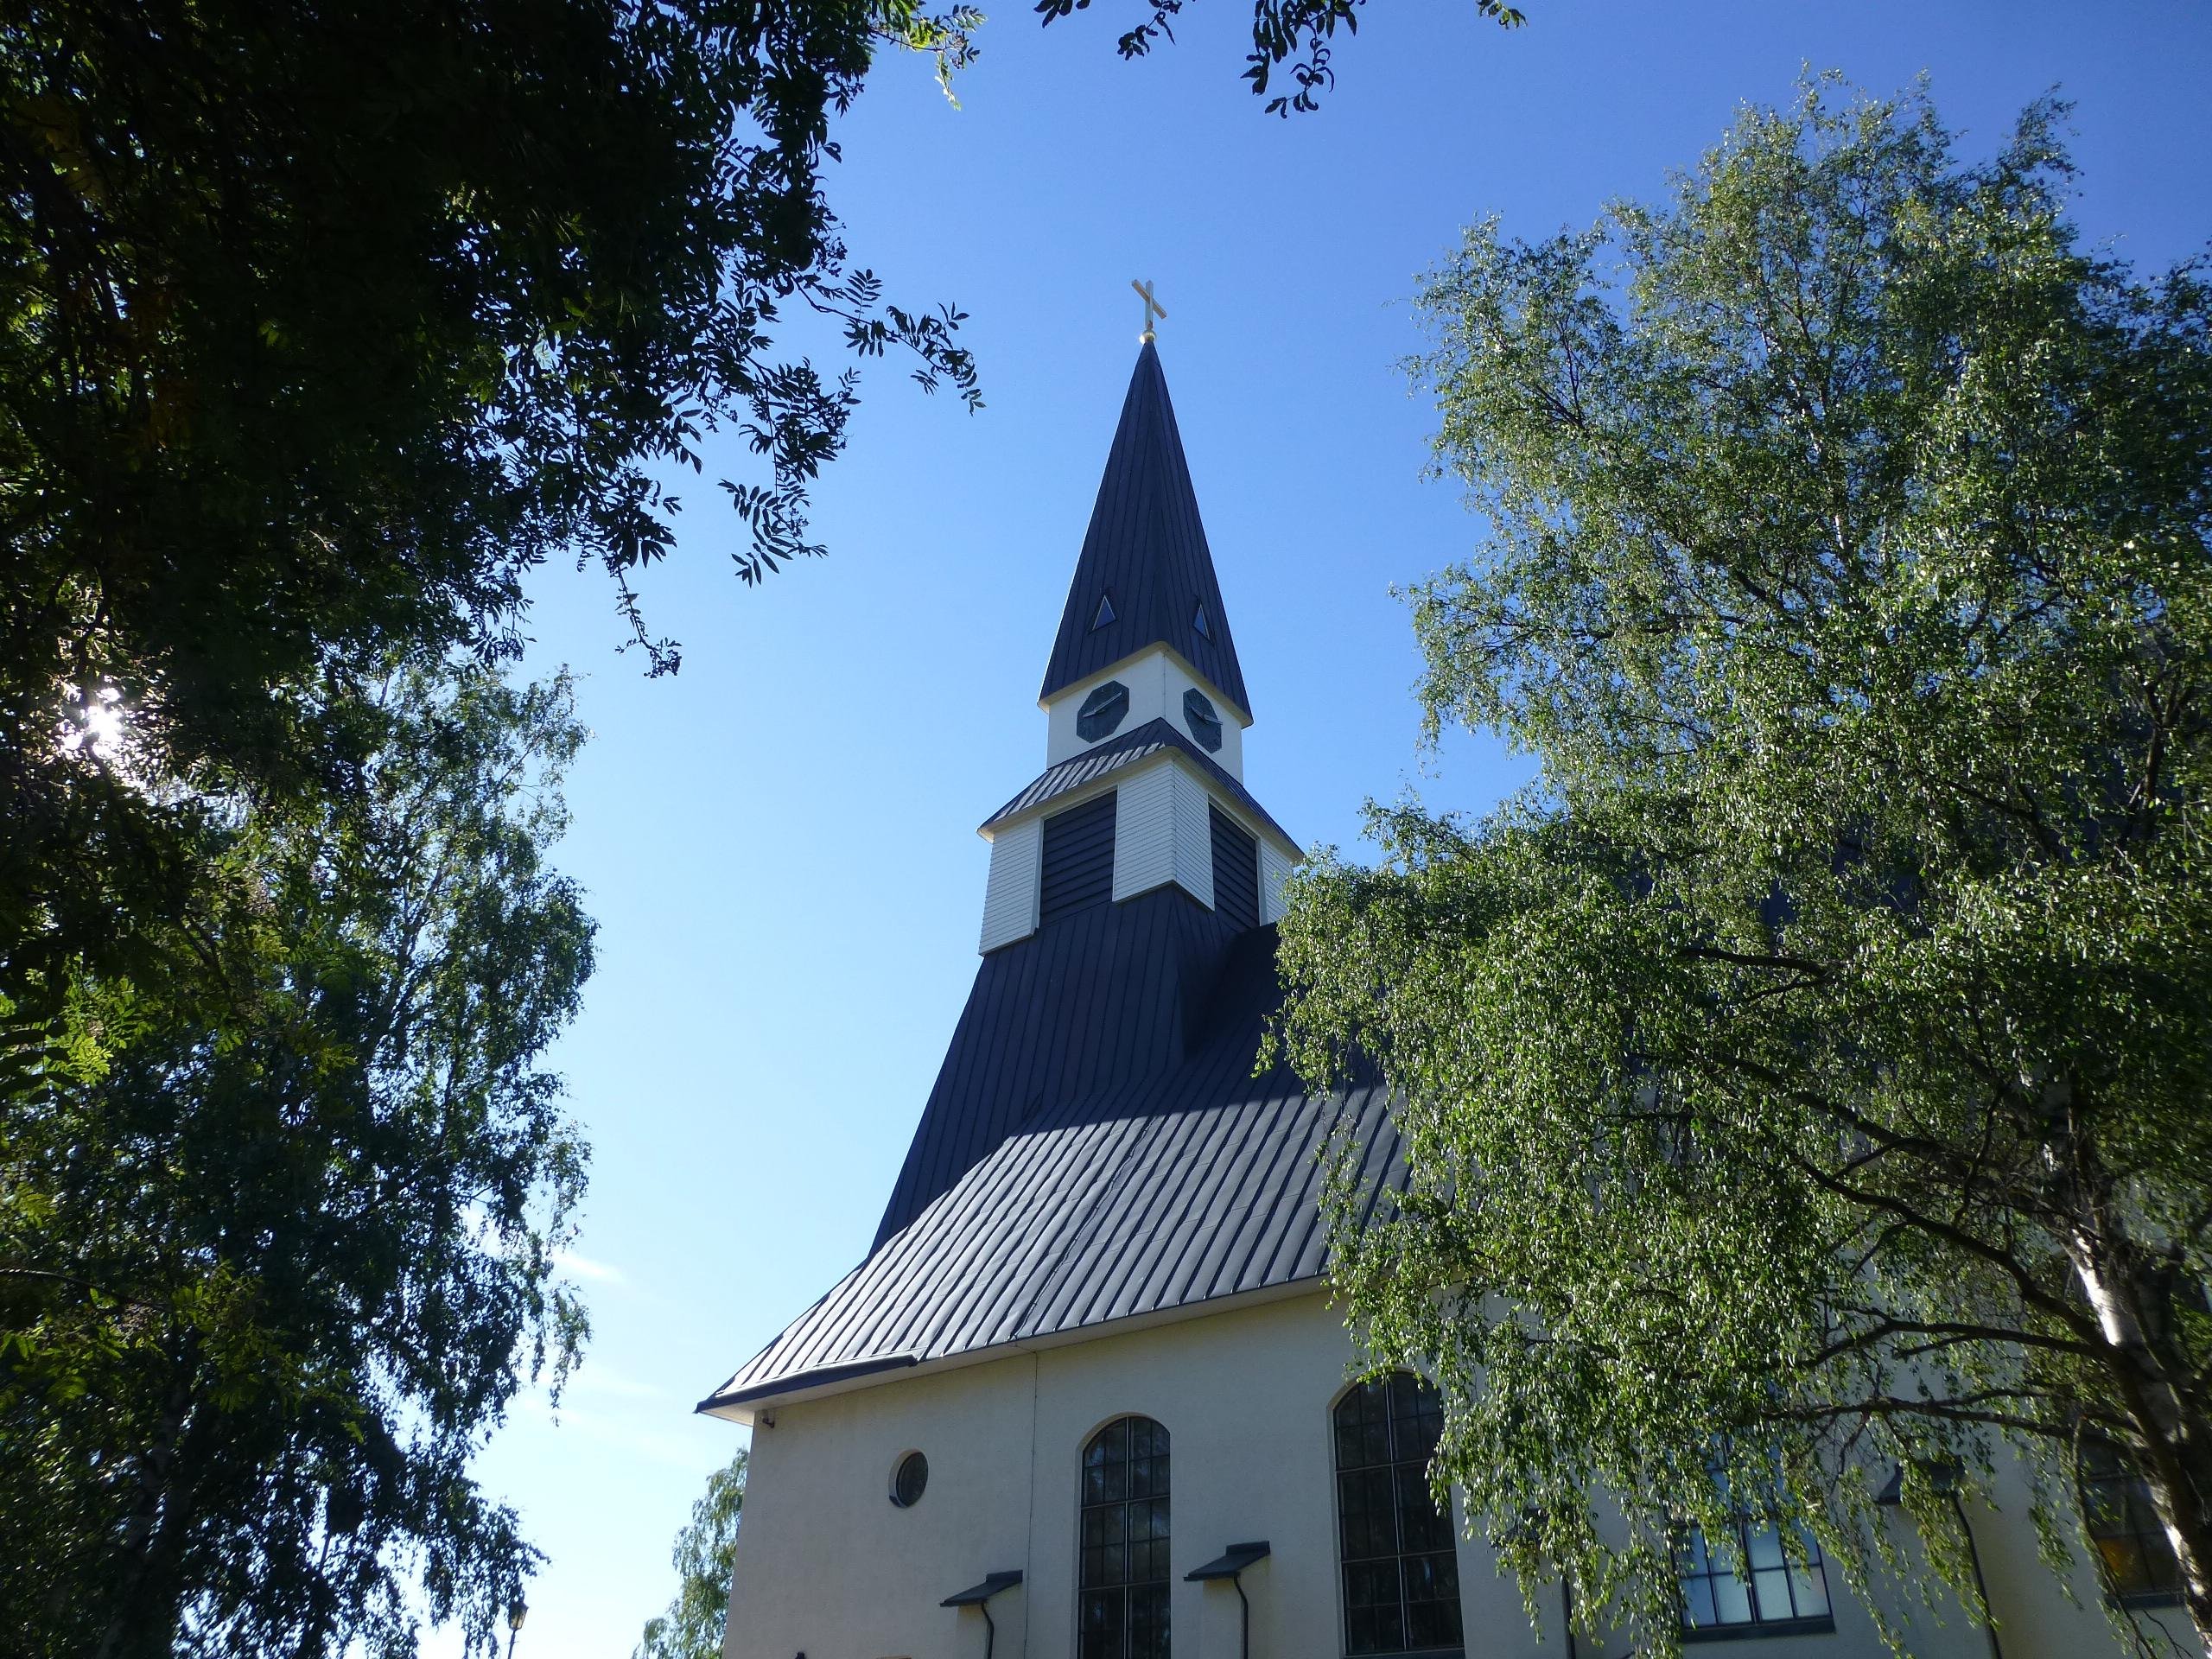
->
1040, 341, 1249, 718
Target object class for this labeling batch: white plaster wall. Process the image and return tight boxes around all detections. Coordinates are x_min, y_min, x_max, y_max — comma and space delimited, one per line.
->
979, 817, 1043, 954
725, 1353, 1041, 1659
1942, 1446, 2200, 1659
1258, 842, 1295, 926
1111, 763, 1179, 904
722, 1292, 2179, 1659
1020, 1296, 1370, 1659
726, 1294, 1414, 1659
1045, 648, 1248, 779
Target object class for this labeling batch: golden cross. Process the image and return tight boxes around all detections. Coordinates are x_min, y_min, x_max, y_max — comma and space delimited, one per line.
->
1132, 279, 1166, 342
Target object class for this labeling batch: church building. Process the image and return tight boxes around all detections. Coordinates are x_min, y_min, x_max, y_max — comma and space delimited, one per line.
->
700, 340, 2195, 1659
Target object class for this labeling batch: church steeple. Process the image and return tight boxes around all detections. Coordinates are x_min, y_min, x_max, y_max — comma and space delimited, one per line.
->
970, 338, 1298, 961
1039, 341, 1249, 719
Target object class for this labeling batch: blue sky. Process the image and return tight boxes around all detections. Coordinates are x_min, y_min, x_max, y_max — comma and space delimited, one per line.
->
453, 4, 2212, 1654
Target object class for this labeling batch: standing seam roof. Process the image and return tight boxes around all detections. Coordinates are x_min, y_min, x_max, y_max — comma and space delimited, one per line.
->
701, 925, 1408, 1411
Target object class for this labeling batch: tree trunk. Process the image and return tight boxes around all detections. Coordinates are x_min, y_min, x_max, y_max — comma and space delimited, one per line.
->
2072, 1243, 2212, 1654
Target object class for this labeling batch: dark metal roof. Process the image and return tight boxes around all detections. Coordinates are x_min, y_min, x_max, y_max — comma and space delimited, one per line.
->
1185, 1542, 1271, 1582
700, 922, 1408, 1414
980, 717, 1296, 852
874, 884, 1254, 1249
1039, 342, 1250, 717
702, 344, 1349, 1418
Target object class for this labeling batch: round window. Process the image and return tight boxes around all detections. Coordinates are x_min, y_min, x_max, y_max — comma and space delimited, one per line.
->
890, 1451, 928, 1508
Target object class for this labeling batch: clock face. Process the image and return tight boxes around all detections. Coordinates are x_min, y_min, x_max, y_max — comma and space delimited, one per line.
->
1182, 688, 1223, 753
1077, 680, 1129, 742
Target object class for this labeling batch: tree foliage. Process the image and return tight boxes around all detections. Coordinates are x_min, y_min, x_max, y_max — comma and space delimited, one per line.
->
1038, 0, 1525, 117
0, 668, 595, 1659
1273, 79, 2212, 1654
0, 0, 981, 1023
3, 12, 977, 1614
635, 1448, 748, 1659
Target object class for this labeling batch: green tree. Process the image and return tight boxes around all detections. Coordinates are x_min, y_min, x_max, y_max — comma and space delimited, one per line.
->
1043, 0, 1527, 117
0, 666, 595, 1658
1, 0, 981, 1021
1274, 79, 2212, 1654
637, 1449, 748, 1659
6, 11, 976, 1620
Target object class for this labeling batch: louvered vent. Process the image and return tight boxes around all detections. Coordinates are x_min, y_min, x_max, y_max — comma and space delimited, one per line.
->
1040, 793, 1117, 924
1209, 804, 1258, 933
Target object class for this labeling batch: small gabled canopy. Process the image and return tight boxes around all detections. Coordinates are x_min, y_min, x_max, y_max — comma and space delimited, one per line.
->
1185, 1541, 1271, 1582
1041, 342, 1249, 719
942, 1570, 1024, 1607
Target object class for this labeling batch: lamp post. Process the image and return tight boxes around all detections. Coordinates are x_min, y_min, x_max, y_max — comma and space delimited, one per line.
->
505, 1599, 527, 1659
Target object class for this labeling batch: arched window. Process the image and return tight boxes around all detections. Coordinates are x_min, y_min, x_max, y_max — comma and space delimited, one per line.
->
1079, 1415, 1171, 1659
1334, 1375, 1463, 1656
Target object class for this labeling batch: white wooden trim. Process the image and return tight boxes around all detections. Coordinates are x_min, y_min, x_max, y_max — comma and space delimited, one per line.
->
1259, 839, 1295, 925
1110, 763, 1178, 901
977, 817, 1042, 953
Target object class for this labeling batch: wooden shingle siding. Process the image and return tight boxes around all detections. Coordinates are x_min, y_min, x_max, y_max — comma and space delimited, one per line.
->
1040, 792, 1117, 924
1111, 766, 1176, 901
1210, 805, 1259, 934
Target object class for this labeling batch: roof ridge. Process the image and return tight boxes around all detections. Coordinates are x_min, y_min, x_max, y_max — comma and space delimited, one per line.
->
980, 715, 1296, 851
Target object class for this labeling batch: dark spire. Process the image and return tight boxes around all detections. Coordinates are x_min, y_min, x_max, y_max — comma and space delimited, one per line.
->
1039, 341, 1250, 717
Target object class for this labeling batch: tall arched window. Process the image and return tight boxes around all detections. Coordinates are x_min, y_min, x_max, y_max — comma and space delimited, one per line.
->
1079, 1415, 1171, 1659
1334, 1375, 1464, 1656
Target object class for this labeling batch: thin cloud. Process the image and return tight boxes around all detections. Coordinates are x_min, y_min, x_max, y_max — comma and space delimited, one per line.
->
554, 1248, 625, 1284
570, 1366, 664, 1402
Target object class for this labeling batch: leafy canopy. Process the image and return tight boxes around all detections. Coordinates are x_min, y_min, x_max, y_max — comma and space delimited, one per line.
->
1, 0, 980, 1019
1274, 77, 2212, 1655
0, 668, 595, 1659
636, 1449, 749, 1659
